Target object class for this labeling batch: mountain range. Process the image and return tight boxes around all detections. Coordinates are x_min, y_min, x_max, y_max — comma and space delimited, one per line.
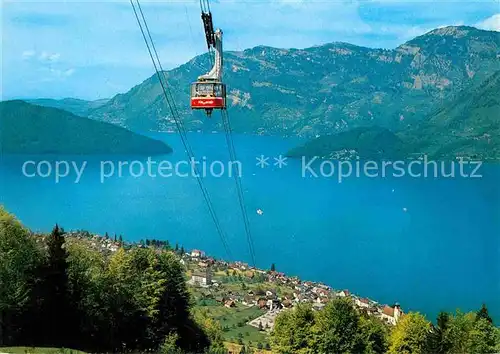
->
288, 70, 500, 160
82, 26, 499, 136
10, 25, 500, 159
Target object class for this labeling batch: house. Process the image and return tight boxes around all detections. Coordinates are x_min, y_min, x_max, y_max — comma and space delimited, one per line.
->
355, 298, 370, 308
316, 288, 329, 298
337, 289, 350, 297
257, 298, 268, 309
265, 290, 275, 297
191, 249, 205, 258
224, 300, 236, 308
190, 268, 212, 286
380, 304, 403, 325
242, 296, 256, 307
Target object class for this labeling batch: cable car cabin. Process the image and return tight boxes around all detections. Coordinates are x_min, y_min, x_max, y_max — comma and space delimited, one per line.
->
190, 81, 226, 116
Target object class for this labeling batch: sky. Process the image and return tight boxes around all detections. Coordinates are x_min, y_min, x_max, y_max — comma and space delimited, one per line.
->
1, 0, 499, 100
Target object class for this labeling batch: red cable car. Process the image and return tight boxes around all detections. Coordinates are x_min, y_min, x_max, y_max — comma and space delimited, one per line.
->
190, 21, 226, 116
190, 81, 226, 116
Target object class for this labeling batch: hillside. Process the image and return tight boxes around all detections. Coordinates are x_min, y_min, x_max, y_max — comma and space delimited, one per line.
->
85, 26, 500, 137
287, 71, 500, 160
401, 70, 500, 160
26, 98, 109, 117
286, 126, 409, 160
0, 100, 172, 155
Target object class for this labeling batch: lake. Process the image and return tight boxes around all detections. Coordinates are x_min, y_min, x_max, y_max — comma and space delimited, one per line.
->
1, 132, 499, 321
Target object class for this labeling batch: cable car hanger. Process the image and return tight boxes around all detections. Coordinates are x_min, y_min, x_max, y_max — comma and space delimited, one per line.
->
190, 0, 227, 117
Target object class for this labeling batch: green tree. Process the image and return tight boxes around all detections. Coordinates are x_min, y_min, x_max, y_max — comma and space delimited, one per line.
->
427, 311, 452, 353
446, 311, 476, 353
270, 263, 276, 272
477, 303, 493, 324
389, 312, 431, 354
160, 333, 185, 354
0, 207, 42, 346
469, 318, 497, 353
270, 303, 315, 353
39, 224, 76, 347
313, 297, 365, 353
359, 315, 389, 354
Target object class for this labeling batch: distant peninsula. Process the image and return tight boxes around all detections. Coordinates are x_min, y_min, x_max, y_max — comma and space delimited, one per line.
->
0, 100, 172, 155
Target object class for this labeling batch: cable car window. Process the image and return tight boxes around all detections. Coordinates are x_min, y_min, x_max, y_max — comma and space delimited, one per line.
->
196, 83, 214, 96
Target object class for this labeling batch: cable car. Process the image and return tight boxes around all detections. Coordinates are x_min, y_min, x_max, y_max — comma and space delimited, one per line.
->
190, 80, 226, 116
190, 22, 225, 116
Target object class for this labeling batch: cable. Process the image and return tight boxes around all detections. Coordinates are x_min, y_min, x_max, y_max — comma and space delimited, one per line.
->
130, 0, 232, 258
221, 109, 257, 267
184, 4, 209, 73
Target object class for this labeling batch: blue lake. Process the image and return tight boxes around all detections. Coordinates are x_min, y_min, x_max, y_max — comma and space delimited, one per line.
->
1, 132, 499, 321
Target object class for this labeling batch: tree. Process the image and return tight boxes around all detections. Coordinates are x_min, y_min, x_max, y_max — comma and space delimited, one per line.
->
33, 224, 77, 348
477, 303, 493, 324
427, 311, 452, 353
446, 311, 476, 353
119, 234, 123, 244
359, 315, 389, 354
0, 207, 42, 346
270, 263, 276, 272
270, 303, 315, 353
468, 318, 497, 353
313, 297, 365, 353
389, 312, 431, 354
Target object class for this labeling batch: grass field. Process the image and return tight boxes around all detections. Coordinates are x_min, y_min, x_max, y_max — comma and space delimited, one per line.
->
194, 303, 269, 347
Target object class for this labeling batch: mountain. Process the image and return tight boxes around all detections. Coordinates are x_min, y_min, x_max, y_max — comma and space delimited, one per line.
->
87, 26, 500, 137
286, 126, 409, 160
287, 70, 500, 160
26, 98, 109, 117
0, 100, 172, 155
402, 70, 500, 160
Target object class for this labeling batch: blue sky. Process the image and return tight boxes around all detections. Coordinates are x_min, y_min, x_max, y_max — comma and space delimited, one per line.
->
1, 0, 499, 100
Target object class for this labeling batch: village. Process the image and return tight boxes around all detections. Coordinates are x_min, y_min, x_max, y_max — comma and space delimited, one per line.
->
184, 248, 403, 331
62, 232, 403, 347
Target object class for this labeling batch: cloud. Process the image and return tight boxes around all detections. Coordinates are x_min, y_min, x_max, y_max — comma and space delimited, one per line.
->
39, 51, 61, 62
476, 14, 500, 31
2, 0, 499, 100
21, 50, 35, 60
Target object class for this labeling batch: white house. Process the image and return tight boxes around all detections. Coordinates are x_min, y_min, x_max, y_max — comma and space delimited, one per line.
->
191, 249, 205, 258
337, 289, 350, 297
380, 304, 402, 325
190, 268, 212, 286
355, 298, 370, 308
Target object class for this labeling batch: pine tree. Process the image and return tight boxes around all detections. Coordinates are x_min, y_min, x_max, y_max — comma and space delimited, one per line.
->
270, 263, 276, 272
477, 304, 493, 324
41, 224, 75, 347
